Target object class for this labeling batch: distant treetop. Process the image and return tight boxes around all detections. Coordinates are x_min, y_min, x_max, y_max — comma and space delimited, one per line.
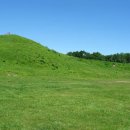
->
67, 51, 130, 63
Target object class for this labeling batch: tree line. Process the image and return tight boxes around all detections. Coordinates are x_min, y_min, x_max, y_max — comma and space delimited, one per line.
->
67, 51, 130, 63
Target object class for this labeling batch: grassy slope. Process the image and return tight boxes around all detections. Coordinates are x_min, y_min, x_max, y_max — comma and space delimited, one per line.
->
0, 35, 130, 130
0, 34, 130, 79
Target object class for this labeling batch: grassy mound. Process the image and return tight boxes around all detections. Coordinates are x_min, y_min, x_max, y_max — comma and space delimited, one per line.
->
0, 34, 62, 65
0, 34, 130, 129
0, 34, 130, 79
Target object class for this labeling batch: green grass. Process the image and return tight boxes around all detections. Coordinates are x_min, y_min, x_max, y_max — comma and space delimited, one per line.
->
0, 34, 130, 130
0, 76, 130, 130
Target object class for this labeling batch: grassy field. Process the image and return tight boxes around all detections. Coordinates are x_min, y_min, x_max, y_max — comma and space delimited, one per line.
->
0, 75, 130, 130
0, 35, 130, 130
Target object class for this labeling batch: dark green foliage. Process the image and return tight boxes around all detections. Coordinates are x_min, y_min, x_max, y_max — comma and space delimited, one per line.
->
91, 52, 105, 60
67, 51, 91, 59
106, 53, 130, 63
51, 63, 58, 70
67, 51, 130, 63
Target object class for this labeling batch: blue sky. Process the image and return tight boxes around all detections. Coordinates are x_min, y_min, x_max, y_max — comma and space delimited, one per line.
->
0, 0, 130, 54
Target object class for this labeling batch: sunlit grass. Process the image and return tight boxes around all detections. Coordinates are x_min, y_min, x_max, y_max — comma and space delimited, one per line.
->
0, 34, 130, 129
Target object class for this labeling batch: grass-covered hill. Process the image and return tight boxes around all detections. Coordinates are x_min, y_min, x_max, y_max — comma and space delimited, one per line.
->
0, 34, 62, 65
0, 34, 130, 79
0, 34, 130, 130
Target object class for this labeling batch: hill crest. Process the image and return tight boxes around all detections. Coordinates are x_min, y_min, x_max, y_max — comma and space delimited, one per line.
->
0, 34, 61, 66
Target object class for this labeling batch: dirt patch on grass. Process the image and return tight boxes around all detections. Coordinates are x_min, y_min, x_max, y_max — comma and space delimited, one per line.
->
115, 81, 130, 83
